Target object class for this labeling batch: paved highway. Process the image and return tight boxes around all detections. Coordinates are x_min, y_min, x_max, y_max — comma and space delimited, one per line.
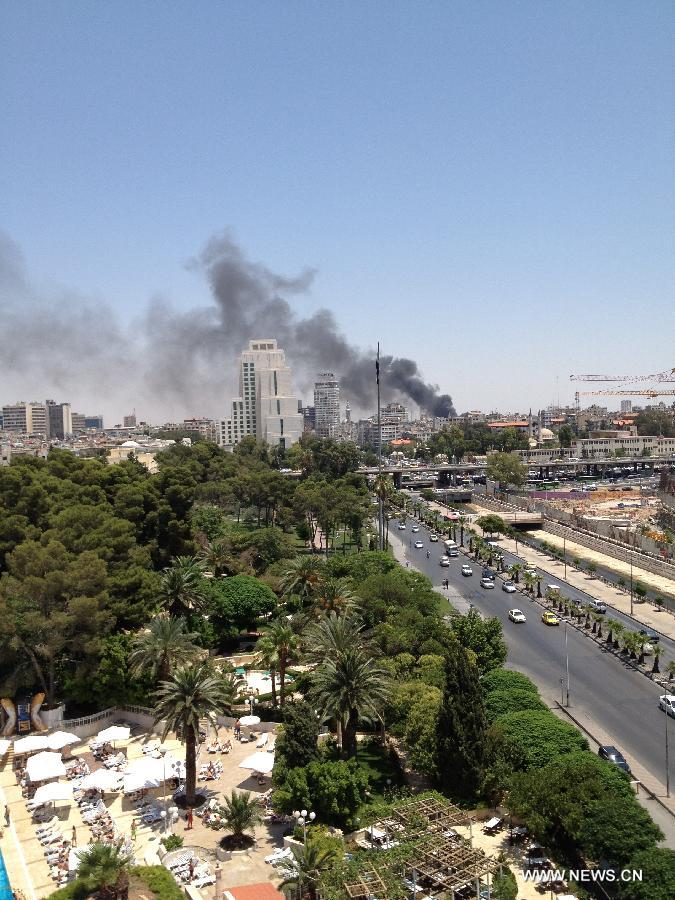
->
390, 519, 675, 795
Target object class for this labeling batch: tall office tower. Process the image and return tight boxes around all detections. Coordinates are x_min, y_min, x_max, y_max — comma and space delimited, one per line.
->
2, 401, 48, 435
620, 400, 632, 414
124, 412, 137, 428
313, 373, 340, 437
72, 413, 87, 433
84, 415, 104, 430
221, 340, 303, 449
46, 400, 73, 439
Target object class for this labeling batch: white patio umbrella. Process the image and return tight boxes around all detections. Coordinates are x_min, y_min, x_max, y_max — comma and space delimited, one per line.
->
0, 740, 11, 757
14, 734, 50, 754
27, 751, 66, 782
68, 845, 94, 872
163, 754, 186, 780
125, 756, 166, 779
239, 715, 261, 727
46, 731, 80, 751
33, 781, 73, 804
123, 772, 161, 793
238, 751, 274, 775
97, 725, 130, 743
79, 769, 124, 791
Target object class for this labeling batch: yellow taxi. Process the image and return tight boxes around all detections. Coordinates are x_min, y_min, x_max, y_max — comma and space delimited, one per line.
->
541, 611, 561, 626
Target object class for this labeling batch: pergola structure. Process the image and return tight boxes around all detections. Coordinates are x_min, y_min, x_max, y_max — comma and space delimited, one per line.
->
343, 866, 392, 899
405, 834, 501, 896
389, 795, 469, 834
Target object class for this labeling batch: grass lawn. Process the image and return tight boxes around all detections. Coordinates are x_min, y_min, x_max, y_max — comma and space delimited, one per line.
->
354, 739, 404, 801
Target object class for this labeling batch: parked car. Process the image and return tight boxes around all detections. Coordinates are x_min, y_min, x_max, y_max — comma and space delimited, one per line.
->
502, 581, 517, 594
480, 577, 495, 589
508, 609, 526, 623
414, 540, 424, 549
659, 695, 675, 717
587, 598, 607, 614
461, 564, 473, 576
542, 611, 561, 626
482, 568, 494, 579
439, 556, 450, 567
597, 745, 631, 774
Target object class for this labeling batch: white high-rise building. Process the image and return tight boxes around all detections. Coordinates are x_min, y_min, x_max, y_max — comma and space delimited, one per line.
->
314, 373, 340, 437
219, 340, 303, 449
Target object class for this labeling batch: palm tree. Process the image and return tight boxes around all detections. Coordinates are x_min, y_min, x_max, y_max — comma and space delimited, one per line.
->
281, 557, 323, 601
652, 644, 663, 674
304, 612, 369, 663
152, 661, 230, 807
510, 563, 523, 584
264, 619, 301, 706
667, 660, 675, 682
130, 617, 200, 682
278, 842, 339, 900
160, 556, 206, 616
591, 612, 604, 637
522, 572, 536, 595
313, 580, 359, 616
311, 646, 390, 759
220, 790, 263, 849
458, 515, 467, 547
255, 634, 280, 707
77, 842, 132, 900
198, 539, 235, 578
221, 670, 245, 714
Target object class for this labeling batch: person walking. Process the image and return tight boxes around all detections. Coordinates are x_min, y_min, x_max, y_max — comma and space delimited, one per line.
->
130, 819, 137, 842
4, 805, 9, 827
186, 808, 193, 830
71, 825, 77, 846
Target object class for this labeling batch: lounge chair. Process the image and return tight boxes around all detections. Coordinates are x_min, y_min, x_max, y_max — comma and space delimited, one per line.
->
256, 733, 269, 748
193, 874, 215, 888
265, 847, 292, 865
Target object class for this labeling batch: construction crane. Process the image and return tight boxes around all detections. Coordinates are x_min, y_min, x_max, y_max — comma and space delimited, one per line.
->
570, 368, 675, 383
574, 388, 675, 412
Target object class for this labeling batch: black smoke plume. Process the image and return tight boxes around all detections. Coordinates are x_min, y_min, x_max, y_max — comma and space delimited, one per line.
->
0, 230, 455, 419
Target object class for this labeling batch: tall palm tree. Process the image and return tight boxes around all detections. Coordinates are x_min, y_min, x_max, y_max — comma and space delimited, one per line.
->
311, 646, 390, 758
652, 644, 663, 674
522, 572, 536, 595
509, 563, 523, 584
278, 842, 339, 900
264, 619, 301, 706
152, 661, 230, 807
221, 670, 245, 714
313, 580, 359, 616
281, 557, 323, 601
254, 634, 280, 707
220, 790, 263, 849
198, 539, 235, 578
130, 617, 200, 682
458, 515, 467, 547
160, 556, 206, 617
76, 842, 132, 900
303, 612, 369, 663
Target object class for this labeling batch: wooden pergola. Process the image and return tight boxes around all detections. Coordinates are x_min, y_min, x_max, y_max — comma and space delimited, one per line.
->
404, 834, 501, 896
390, 795, 469, 834
343, 866, 392, 899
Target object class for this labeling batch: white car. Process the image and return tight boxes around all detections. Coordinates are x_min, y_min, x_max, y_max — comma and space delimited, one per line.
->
502, 581, 517, 593
398, 523, 406, 530
439, 556, 450, 567
480, 577, 495, 589
508, 609, 526, 623
461, 565, 473, 576
411, 525, 420, 533
429, 534, 439, 542
414, 540, 424, 549
659, 695, 675, 717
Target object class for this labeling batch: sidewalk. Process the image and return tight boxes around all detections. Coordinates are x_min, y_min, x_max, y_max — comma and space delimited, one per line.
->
468, 501, 675, 643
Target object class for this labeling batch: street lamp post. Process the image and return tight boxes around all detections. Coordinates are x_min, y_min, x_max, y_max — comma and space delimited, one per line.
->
294, 809, 315, 844
630, 551, 634, 616
563, 535, 567, 581
565, 623, 570, 707
666, 711, 671, 799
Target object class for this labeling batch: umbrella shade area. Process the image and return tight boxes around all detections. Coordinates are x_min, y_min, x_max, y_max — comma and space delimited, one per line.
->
33, 781, 73, 804
27, 751, 66, 782
97, 725, 131, 743
46, 731, 81, 751
80, 769, 124, 791
68, 845, 95, 872
125, 757, 167, 780
238, 752, 274, 775
0, 739, 11, 756
239, 715, 261, 727
123, 772, 161, 793
14, 734, 50, 754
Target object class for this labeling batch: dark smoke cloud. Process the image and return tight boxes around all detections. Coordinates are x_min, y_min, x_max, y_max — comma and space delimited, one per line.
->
0, 229, 455, 420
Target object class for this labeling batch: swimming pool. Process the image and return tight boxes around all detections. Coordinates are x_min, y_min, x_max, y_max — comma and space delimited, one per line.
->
0, 847, 12, 900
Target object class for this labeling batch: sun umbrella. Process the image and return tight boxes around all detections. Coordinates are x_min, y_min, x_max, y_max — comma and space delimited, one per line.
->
125, 756, 166, 780
27, 751, 66, 782
97, 725, 130, 743
79, 769, 124, 791
0, 740, 11, 757
239, 715, 261, 727
123, 772, 161, 793
14, 734, 50, 754
163, 754, 186, 779
46, 731, 80, 751
68, 845, 94, 872
238, 751, 274, 775
33, 781, 73, 804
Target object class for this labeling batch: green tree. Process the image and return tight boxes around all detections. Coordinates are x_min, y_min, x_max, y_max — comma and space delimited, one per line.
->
152, 661, 230, 807
76, 841, 133, 900
273, 759, 369, 830
435, 637, 487, 801
219, 790, 263, 848
281, 556, 324, 600
493, 709, 588, 770
634, 410, 675, 438
451, 609, 507, 675
312, 579, 359, 616
486, 452, 527, 489
129, 617, 200, 682
558, 424, 574, 448
475, 515, 507, 536
205, 575, 278, 642
311, 647, 390, 759
263, 618, 301, 706
618, 848, 675, 900
159, 556, 206, 617
274, 699, 321, 772
483, 689, 547, 722
481, 668, 538, 695
279, 841, 339, 900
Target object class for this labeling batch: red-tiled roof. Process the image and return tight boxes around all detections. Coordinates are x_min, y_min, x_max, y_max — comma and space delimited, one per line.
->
486, 421, 529, 428
225, 885, 284, 900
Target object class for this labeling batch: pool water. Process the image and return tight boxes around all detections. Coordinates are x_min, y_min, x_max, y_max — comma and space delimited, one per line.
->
0, 847, 12, 900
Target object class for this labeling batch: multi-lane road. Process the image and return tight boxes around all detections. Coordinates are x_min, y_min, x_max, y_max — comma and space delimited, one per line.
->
390, 519, 674, 798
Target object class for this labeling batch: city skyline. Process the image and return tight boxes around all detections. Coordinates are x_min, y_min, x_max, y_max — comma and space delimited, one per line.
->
3, 3, 673, 422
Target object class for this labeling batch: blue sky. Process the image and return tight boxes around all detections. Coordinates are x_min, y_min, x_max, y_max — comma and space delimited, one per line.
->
2, 1, 674, 420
